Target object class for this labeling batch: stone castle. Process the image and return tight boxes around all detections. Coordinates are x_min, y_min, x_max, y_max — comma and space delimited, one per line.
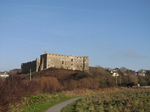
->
21, 52, 89, 73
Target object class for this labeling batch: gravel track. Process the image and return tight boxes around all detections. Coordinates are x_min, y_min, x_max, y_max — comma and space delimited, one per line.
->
45, 97, 83, 112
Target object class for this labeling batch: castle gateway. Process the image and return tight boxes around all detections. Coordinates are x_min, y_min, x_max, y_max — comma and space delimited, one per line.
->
21, 53, 89, 73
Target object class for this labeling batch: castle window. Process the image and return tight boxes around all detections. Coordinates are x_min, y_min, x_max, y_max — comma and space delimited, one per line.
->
62, 61, 64, 64
71, 59, 73, 62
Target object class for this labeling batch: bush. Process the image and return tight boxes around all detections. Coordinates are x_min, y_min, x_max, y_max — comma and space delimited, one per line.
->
34, 77, 62, 93
0, 75, 26, 111
0, 76, 62, 111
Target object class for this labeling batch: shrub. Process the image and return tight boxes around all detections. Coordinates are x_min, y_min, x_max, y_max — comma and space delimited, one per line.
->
34, 77, 62, 93
0, 76, 61, 111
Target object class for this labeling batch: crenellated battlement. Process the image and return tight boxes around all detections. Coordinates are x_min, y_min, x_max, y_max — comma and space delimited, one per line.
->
21, 60, 35, 65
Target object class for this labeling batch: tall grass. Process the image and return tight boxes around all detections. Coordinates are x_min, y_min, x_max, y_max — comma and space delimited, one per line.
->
62, 88, 150, 112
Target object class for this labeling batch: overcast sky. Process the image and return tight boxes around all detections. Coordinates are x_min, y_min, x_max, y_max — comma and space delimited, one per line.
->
0, 0, 150, 71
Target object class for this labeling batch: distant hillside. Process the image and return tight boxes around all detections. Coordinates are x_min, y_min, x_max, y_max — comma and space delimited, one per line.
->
23, 68, 90, 81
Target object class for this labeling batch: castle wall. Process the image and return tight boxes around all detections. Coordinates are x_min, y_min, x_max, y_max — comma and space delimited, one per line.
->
83, 56, 89, 72
22, 53, 89, 73
47, 54, 74, 70
39, 54, 47, 70
21, 58, 40, 73
39, 53, 89, 72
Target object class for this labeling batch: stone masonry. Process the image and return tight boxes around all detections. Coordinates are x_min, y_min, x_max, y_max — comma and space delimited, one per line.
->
21, 58, 40, 73
21, 53, 89, 73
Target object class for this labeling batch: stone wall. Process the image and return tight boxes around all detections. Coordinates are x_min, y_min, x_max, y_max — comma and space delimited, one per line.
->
21, 58, 40, 73
21, 53, 89, 73
39, 53, 89, 72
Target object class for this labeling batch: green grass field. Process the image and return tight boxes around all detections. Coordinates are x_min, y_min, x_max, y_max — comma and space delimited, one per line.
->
10, 93, 76, 112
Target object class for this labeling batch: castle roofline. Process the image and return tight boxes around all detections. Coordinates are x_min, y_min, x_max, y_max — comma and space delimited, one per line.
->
41, 53, 88, 58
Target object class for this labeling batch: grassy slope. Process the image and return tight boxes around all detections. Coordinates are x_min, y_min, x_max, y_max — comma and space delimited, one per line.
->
31, 68, 86, 79
11, 93, 77, 112
10, 88, 118, 112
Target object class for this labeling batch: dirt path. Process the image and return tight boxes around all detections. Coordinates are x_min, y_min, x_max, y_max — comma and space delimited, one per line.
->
45, 97, 83, 112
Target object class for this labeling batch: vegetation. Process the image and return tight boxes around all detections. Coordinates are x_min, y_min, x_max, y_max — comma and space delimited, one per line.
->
11, 88, 119, 112
62, 89, 150, 112
0, 67, 150, 111
11, 93, 75, 112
